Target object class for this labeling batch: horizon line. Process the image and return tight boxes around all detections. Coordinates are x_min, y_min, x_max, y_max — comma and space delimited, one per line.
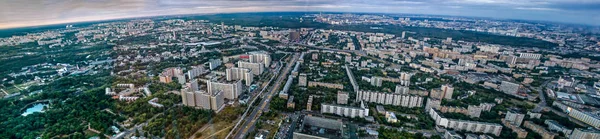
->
0, 11, 598, 30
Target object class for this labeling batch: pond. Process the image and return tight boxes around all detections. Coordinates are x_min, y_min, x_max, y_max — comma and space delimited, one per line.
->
21, 103, 48, 116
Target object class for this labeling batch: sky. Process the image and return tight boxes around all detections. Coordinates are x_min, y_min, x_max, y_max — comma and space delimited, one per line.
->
1, 0, 599, 29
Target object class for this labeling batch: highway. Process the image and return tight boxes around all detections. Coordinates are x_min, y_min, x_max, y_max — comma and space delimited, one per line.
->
224, 53, 284, 139
531, 80, 551, 112
230, 53, 298, 139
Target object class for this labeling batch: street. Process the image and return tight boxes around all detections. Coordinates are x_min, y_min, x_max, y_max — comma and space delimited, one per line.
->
230, 53, 299, 139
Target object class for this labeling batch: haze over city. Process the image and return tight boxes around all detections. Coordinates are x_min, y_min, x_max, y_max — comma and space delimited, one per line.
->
1, 0, 600, 29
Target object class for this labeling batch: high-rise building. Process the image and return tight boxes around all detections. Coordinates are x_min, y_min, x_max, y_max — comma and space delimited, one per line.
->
370, 76, 383, 87
226, 67, 254, 86
519, 53, 542, 60
523, 121, 556, 139
181, 88, 191, 106
430, 84, 454, 100
441, 84, 454, 100
181, 89, 224, 112
194, 91, 210, 109
357, 90, 423, 108
399, 72, 411, 86
429, 108, 503, 136
184, 91, 195, 106
238, 61, 264, 75
176, 75, 186, 84
159, 67, 183, 83
567, 108, 600, 129
307, 95, 314, 111
477, 45, 500, 53
545, 120, 573, 135
187, 65, 205, 79
298, 73, 307, 87
505, 111, 525, 126
401, 31, 406, 39
425, 98, 441, 112
162, 67, 183, 77
186, 80, 199, 92
159, 75, 172, 83
207, 80, 243, 100
321, 103, 369, 118
249, 53, 271, 67
208, 59, 222, 70
208, 91, 224, 111
570, 128, 600, 139
395, 85, 409, 94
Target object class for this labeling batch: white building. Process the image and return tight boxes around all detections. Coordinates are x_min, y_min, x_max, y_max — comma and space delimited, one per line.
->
570, 128, 600, 139
208, 59, 222, 70
357, 90, 423, 108
371, 76, 383, 87
186, 80, 199, 92
181, 89, 224, 112
429, 108, 503, 136
395, 85, 410, 94
187, 65, 205, 79
249, 53, 271, 67
321, 102, 369, 118
519, 53, 542, 60
238, 61, 264, 75
568, 108, 600, 129
207, 80, 243, 100
226, 67, 254, 86
477, 45, 500, 53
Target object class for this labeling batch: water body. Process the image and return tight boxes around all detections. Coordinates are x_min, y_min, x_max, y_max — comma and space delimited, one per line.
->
21, 103, 48, 116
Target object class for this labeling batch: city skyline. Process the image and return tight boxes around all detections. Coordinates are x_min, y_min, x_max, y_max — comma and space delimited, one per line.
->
1, 0, 600, 29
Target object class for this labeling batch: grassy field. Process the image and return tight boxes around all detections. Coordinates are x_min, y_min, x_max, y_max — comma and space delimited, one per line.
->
195, 106, 244, 139
195, 121, 234, 139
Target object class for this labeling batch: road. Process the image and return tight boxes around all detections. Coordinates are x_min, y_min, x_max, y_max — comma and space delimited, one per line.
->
224, 54, 287, 139
247, 38, 275, 51
231, 53, 298, 139
188, 118, 214, 139
531, 80, 551, 112
528, 80, 589, 127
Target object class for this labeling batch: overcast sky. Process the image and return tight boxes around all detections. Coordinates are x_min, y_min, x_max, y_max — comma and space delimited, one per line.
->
1, 0, 599, 29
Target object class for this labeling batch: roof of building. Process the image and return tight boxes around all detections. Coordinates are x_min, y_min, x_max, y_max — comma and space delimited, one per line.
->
303, 116, 343, 130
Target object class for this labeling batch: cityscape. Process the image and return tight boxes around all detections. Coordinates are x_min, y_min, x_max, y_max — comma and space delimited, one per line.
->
1, 3, 600, 139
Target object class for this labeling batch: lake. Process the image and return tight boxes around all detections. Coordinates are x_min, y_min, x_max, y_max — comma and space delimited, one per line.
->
21, 103, 48, 116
